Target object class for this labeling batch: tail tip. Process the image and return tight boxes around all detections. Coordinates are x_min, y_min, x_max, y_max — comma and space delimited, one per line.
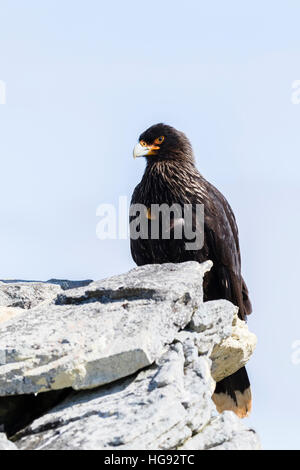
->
212, 387, 252, 419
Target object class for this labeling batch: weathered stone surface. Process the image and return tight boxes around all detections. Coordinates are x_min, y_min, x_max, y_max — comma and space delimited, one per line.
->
0, 432, 18, 450
0, 261, 259, 450
15, 337, 259, 451
188, 299, 236, 355
0, 279, 93, 313
15, 340, 213, 450
0, 279, 93, 290
211, 314, 257, 382
45, 279, 93, 291
0, 262, 211, 396
179, 412, 261, 450
188, 300, 256, 381
0, 282, 62, 310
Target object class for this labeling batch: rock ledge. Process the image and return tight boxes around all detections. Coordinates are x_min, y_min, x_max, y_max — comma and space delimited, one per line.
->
0, 262, 259, 450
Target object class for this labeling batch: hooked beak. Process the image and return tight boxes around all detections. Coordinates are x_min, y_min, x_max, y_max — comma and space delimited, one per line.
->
133, 142, 160, 159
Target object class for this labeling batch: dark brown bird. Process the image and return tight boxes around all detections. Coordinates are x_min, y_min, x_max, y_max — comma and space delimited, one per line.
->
130, 123, 252, 418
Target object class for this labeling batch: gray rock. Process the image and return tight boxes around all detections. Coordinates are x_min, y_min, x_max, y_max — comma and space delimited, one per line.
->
15, 338, 259, 451
46, 279, 93, 291
188, 299, 236, 355
179, 412, 261, 450
0, 279, 94, 312
0, 282, 62, 310
188, 300, 257, 382
0, 261, 211, 396
0, 432, 18, 450
0, 279, 93, 290
0, 261, 259, 450
210, 314, 257, 382
14, 340, 214, 450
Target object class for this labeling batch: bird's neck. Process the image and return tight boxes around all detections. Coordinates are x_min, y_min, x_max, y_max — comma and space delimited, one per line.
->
141, 159, 201, 204
145, 158, 198, 180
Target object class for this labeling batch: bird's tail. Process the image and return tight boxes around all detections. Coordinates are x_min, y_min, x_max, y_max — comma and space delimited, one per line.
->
212, 366, 251, 418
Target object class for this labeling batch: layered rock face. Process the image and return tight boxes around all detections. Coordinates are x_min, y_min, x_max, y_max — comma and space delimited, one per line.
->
0, 262, 259, 450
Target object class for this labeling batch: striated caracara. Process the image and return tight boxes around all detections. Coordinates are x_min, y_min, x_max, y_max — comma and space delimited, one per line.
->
130, 123, 252, 418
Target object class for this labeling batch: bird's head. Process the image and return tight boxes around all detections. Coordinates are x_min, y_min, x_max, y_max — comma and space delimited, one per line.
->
133, 123, 194, 164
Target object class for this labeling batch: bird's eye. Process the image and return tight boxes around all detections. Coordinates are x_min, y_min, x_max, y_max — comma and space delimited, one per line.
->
140, 140, 147, 147
154, 136, 165, 145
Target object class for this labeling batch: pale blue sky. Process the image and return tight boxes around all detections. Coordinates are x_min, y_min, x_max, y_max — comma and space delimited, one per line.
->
1, 0, 300, 449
